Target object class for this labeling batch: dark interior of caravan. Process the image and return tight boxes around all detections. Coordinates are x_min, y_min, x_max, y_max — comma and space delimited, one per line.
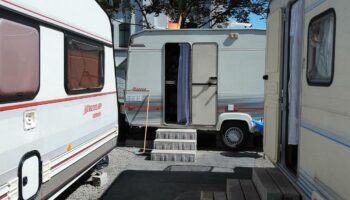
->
285, 137, 298, 174
164, 43, 191, 125
164, 43, 180, 124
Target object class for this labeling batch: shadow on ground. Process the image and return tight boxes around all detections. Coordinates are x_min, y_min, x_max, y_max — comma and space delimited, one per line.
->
101, 167, 252, 200
220, 151, 262, 159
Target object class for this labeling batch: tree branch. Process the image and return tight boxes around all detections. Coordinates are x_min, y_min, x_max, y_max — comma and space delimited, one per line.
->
180, 1, 197, 28
134, 0, 152, 29
112, 18, 146, 27
198, 3, 236, 28
194, 4, 221, 27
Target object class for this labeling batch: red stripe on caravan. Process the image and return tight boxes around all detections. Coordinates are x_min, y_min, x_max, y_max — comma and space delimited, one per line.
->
0, 0, 112, 44
51, 132, 115, 170
0, 91, 116, 112
0, 194, 7, 200
217, 106, 226, 111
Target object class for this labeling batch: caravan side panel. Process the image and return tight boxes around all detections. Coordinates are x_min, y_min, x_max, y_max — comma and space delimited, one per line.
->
125, 30, 266, 128
298, 0, 350, 199
0, 3, 118, 199
218, 33, 265, 120
125, 47, 163, 126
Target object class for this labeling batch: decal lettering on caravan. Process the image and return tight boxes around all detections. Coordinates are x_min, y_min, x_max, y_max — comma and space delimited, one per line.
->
132, 87, 147, 91
93, 112, 102, 119
83, 103, 102, 115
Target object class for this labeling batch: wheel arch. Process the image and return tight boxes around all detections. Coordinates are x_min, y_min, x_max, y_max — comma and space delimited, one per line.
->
216, 113, 254, 133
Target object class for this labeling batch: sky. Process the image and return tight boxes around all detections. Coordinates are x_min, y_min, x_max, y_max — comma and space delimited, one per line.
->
230, 13, 266, 29
249, 13, 266, 29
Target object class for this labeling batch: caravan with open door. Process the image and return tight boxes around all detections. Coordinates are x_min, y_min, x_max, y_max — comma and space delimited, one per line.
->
264, 0, 350, 199
124, 29, 265, 149
0, 1, 118, 199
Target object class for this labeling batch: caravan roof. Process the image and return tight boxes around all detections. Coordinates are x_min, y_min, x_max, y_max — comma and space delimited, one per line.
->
131, 28, 266, 37
0, 0, 112, 44
129, 29, 266, 50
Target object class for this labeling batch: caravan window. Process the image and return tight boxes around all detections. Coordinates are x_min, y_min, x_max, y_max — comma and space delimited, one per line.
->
0, 19, 39, 103
307, 9, 335, 86
65, 36, 104, 94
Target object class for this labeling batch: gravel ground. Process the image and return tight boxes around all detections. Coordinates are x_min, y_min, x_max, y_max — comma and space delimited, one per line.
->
61, 148, 135, 200
61, 146, 273, 200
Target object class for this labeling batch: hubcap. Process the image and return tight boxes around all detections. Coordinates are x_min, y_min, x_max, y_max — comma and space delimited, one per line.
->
223, 127, 243, 147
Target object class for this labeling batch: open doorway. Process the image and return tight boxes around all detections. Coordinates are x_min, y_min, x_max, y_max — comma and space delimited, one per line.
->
164, 43, 191, 125
281, 0, 303, 174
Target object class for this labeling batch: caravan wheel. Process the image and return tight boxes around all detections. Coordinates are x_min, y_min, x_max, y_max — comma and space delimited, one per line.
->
220, 122, 248, 150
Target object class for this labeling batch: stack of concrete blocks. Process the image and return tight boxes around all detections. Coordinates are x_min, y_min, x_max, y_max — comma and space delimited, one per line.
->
199, 167, 300, 200
151, 129, 197, 162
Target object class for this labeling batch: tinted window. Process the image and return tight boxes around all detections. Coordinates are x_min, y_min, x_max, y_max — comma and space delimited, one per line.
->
0, 19, 39, 103
65, 36, 104, 94
307, 9, 335, 86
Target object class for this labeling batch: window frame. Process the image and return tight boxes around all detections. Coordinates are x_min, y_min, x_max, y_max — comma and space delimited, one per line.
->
64, 34, 105, 95
306, 8, 336, 87
0, 11, 41, 104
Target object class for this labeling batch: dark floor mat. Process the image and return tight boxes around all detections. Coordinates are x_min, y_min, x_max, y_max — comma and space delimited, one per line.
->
101, 167, 252, 200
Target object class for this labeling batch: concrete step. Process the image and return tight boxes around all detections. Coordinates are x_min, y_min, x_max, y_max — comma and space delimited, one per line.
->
226, 179, 261, 200
252, 168, 301, 200
240, 179, 260, 200
200, 191, 226, 200
156, 129, 197, 140
252, 168, 282, 200
201, 191, 214, 200
213, 192, 227, 200
266, 168, 300, 200
252, 168, 300, 200
151, 149, 195, 162
226, 179, 245, 200
153, 139, 197, 150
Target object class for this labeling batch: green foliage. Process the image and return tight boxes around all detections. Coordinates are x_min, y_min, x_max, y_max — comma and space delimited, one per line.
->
96, 0, 131, 15
96, 0, 268, 28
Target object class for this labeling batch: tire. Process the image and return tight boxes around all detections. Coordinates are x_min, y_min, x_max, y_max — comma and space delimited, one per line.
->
220, 121, 248, 150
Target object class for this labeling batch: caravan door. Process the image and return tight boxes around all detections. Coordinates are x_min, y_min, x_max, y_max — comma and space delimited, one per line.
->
263, 8, 283, 163
191, 43, 218, 125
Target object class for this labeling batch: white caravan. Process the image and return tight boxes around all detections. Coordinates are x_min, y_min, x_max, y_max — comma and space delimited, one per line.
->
264, 0, 350, 199
0, 1, 118, 199
124, 29, 265, 149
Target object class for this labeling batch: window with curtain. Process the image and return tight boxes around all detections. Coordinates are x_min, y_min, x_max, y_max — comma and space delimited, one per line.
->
307, 9, 335, 86
0, 18, 39, 103
65, 36, 104, 94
